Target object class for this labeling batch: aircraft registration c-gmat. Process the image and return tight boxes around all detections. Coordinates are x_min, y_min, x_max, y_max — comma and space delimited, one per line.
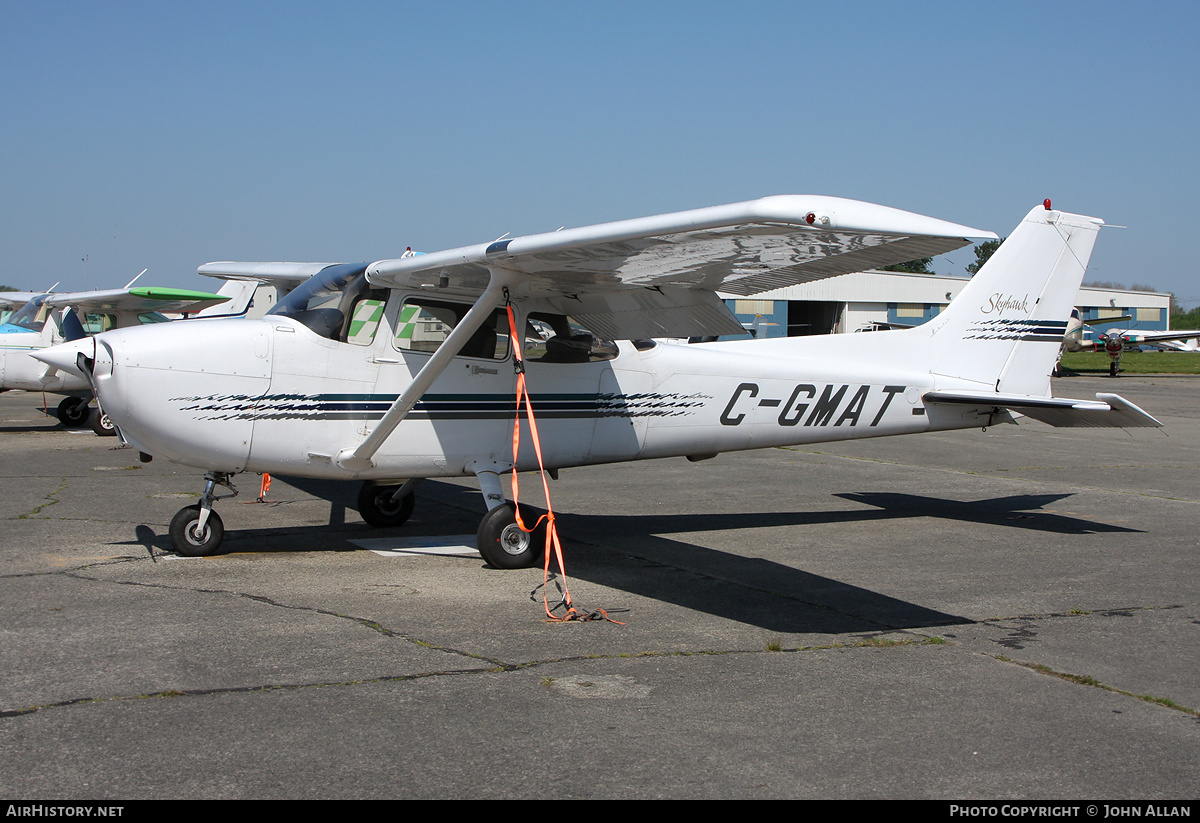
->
35, 195, 1162, 567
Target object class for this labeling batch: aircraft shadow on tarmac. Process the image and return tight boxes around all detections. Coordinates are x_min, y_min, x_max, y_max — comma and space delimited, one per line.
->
120, 478, 1139, 635
833, 491, 1140, 535
0, 423, 65, 434
0, 403, 92, 433
0, 411, 73, 433
542, 491, 1139, 634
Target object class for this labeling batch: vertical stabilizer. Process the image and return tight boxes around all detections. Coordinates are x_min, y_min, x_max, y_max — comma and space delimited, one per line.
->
925, 203, 1103, 396
195, 279, 260, 319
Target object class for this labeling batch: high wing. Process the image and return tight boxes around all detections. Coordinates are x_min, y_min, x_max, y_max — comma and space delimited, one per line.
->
365, 195, 995, 340
0, 291, 44, 310
43, 287, 230, 315
1123, 329, 1200, 346
1081, 315, 1133, 330
198, 262, 330, 290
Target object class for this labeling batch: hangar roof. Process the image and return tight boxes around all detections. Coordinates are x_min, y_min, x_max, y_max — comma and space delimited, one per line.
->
724, 270, 1170, 310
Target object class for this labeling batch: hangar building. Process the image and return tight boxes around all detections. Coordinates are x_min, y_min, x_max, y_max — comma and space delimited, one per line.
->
721, 271, 1171, 340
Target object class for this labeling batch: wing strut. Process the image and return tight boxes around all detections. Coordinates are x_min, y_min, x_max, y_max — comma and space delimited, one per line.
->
334, 271, 516, 472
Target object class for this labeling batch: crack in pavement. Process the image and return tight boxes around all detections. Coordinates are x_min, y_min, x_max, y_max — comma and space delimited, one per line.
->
56, 567, 514, 667
0, 636, 949, 719
6, 557, 1196, 724
14, 477, 69, 519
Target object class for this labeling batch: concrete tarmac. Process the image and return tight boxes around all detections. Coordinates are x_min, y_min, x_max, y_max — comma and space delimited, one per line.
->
1, 376, 1196, 799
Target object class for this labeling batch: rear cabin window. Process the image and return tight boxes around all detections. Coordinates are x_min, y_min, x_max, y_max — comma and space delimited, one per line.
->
523, 313, 617, 363
81, 313, 117, 334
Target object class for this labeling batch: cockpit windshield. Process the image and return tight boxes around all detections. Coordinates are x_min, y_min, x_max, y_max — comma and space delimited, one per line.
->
4, 295, 52, 332
266, 263, 371, 340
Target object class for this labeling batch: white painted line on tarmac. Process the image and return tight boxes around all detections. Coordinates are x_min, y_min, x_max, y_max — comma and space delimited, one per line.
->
350, 534, 480, 558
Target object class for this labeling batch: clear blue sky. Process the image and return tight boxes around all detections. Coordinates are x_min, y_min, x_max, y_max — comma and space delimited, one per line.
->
3, 1, 1197, 304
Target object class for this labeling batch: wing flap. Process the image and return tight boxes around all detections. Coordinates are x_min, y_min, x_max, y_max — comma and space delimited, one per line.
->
544, 286, 746, 340
924, 389, 1162, 428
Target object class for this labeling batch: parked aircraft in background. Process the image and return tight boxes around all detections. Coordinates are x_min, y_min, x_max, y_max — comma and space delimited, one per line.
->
1, 269, 311, 433
38, 197, 1160, 566
0, 286, 231, 432
1061, 308, 1200, 376
1144, 337, 1200, 353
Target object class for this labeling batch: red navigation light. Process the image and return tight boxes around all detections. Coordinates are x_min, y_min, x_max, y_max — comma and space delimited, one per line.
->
1044, 199, 1052, 210
805, 212, 816, 225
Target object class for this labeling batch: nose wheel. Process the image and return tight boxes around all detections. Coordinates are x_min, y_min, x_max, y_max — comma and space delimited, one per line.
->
169, 506, 225, 556
89, 406, 117, 437
56, 396, 90, 428
168, 472, 237, 556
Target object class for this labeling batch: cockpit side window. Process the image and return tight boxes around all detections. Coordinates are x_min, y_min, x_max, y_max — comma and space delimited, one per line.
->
393, 297, 509, 361
7, 296, 51, 332
266, 263, 371, 340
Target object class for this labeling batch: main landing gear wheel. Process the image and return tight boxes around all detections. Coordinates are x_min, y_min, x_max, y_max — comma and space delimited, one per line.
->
90, 407, 117, 437
57, 396, 89, 428
169, 505, 225, 557
476, 504, 545, 570
357, 481, 415, 528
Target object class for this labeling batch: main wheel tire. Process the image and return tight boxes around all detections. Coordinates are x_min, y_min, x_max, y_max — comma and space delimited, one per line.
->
357, 481, 416, 528
169, 505, 225, 557
90, 407, 117, 437
57, 396, 89, 428
477, 504, 545, 569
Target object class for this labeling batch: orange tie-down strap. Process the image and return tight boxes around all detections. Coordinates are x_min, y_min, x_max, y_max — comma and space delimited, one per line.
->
504, 302, 625, 624
239, 473, 272, 504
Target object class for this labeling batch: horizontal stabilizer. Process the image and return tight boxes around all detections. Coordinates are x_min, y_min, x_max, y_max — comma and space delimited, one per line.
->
924, 390, 1162, 428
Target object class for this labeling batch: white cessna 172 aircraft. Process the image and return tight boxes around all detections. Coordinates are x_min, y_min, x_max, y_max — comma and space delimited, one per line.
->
36, 195, 1161, 565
